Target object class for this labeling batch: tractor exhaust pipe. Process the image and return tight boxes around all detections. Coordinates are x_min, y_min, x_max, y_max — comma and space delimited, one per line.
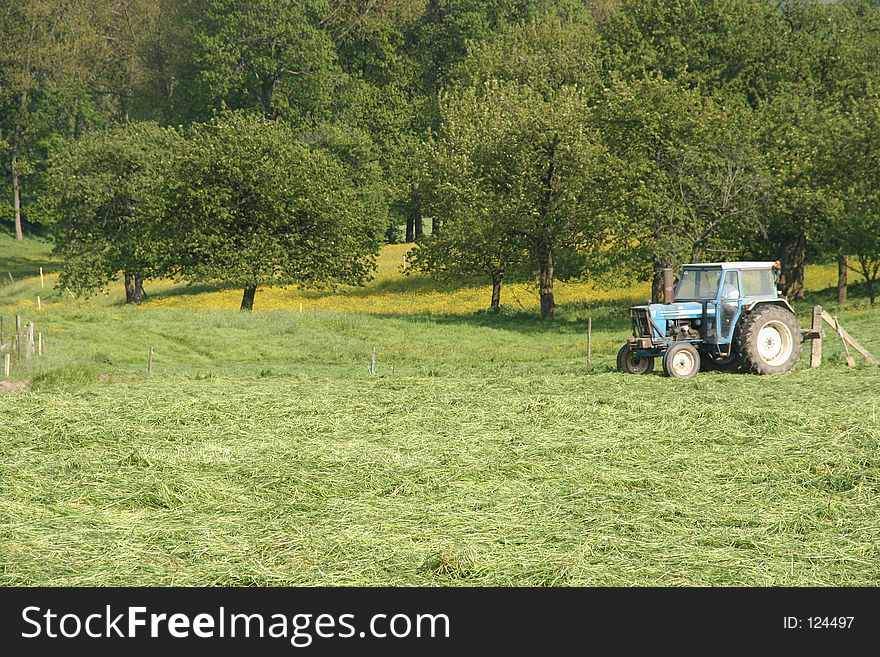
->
663, 268, 674, 304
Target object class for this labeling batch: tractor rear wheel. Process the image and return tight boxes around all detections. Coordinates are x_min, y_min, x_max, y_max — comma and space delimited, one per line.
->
617, 343, 654, 374
663, 342, 701, 378
738, 305, 802, 375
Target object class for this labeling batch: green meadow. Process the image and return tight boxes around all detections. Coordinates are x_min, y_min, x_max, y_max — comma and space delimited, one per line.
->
1, 231, 878, 585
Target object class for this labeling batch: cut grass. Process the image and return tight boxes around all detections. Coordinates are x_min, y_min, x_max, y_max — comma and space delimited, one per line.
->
1, 368, 878, 586
0, 235, 878, 586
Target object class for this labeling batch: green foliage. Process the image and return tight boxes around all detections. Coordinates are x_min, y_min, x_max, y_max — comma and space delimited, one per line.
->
47, 121, 182, 297
603, 0, 784, 102
302, 122, 389, 229
168, 112, 385, 307
833, 90, 880, 303
459, 12, 602, 98
416, 77, 608, 313
755, 91, 839, 257
4, 0, 880, 310
599, 78, 765, 282
183, 0, 342, 124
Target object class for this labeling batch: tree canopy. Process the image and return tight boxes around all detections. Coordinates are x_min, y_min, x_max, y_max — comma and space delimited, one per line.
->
4, 0, 880, 313
47, 121, 181, 303
168, 112, 385, 310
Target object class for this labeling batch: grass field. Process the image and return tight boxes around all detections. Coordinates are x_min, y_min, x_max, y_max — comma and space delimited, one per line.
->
1, 230, 879, 585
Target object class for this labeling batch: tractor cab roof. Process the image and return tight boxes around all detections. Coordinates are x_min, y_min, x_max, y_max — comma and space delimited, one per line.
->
684, 261, 778, 270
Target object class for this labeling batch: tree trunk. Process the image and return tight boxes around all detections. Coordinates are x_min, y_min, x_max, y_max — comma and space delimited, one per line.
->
538, 139, 558, 320
260, 76, 277, 119
11, 93, 25, 241
405, 214, 415, 242
240, 284, 257, 311
837, 255, 847, 305
778, 233, 806, 300
12, 161, 23, 241
867, 277, 876, 306
123, 272, 145, 304
412, 183, 423, 240
490, 272, 503, 310
539, 252, 555, 319
414, 207, 423, 240
652, 257, 671, 304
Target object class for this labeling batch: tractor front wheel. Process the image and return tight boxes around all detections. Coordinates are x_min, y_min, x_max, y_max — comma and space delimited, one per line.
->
663, 342, 701, 378
738, 305, 802, 375
617, 343, 655, 374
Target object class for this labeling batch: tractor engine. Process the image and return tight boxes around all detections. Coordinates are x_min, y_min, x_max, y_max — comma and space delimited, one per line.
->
669, 319, 700, 341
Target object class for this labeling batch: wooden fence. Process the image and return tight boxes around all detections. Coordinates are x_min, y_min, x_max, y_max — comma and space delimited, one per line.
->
0, 314, 45, 378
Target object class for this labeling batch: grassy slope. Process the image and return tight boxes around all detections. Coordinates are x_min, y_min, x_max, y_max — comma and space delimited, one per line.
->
1, 232, 878, 585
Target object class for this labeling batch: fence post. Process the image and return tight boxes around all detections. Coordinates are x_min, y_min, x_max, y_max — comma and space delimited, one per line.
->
148, 346, 154, 375
14, 315, 21, 358
810, 305, 822, 368
4, 353, 9, 378
587, 317, 593, 367
26, 322, 35, 358
37, 332, 42, 357
40, 267, 45, 289
370, 346, 377, 375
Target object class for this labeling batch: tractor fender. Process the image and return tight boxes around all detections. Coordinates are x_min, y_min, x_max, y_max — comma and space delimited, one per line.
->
743, 299, 796, 316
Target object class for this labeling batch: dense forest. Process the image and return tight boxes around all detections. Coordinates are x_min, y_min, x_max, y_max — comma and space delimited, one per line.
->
1, 0, 879, 314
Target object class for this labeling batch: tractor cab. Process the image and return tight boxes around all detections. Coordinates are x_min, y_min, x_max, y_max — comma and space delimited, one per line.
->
619, 262, 801, 378
672, 262, 782, 344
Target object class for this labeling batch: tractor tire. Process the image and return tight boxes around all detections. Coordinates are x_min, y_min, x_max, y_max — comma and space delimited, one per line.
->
663, 342, 701, 378
738, 304, 802, 375
617, 343, 655, 374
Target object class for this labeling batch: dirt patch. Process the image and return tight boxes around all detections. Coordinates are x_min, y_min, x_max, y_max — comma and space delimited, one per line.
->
0, 380, 29, 393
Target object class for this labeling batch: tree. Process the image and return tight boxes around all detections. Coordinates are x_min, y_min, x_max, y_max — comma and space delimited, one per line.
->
182, 0, 341, 125
0, 1, 96, 240
599, 77, 765, 300
419, 13, 608, 317
757, 90, 838, 300
47, 121, 181, 303
339, 1, 593, 243
413, 87, 529, 310
84, 0, 163, 123
752, 0, 880, 299
301, 121, 389, 240
168, 112, 385, 311
415, 80, 607, 317
834, 92, 880, 305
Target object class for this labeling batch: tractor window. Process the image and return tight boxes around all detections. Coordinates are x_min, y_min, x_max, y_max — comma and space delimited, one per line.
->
720, 271, 740, 300
741, 269, 776, 297
675, 269, 722, 300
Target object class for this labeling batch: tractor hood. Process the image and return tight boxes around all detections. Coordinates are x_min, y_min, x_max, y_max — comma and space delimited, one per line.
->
645, 302, 715, 321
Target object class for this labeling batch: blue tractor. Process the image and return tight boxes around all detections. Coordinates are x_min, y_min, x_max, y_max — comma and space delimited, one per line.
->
617, 261, 802, 378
